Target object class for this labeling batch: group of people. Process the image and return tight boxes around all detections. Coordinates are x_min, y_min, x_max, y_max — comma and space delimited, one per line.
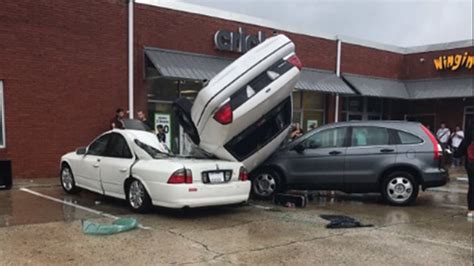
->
435, 123, 465, 167
110, 108, 166, 144
432, 123, 472, 218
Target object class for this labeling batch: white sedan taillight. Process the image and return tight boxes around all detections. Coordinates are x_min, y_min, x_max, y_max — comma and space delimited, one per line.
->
213, 102, 233, 125
287, 54, 303, 70
168, 169, 193, 184
239, 167, 249, 181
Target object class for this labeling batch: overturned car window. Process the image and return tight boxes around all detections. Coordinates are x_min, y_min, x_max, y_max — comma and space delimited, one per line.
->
224, 97, 292, 161
134, 139, 173, 159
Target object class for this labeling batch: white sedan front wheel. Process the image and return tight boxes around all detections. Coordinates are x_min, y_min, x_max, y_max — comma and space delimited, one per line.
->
60, 164, 80, 194
126, 179, 152, 213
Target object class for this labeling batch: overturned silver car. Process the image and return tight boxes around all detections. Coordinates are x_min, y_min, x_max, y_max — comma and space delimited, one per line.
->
173, 34, 302, 171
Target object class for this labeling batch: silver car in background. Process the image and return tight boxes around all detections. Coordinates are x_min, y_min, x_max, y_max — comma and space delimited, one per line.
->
252, 121, 448, 206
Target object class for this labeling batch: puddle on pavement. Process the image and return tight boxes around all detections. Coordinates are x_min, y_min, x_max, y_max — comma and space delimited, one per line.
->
0, 187, 130, 228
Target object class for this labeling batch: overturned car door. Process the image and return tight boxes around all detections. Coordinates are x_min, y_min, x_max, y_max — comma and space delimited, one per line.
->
173, 34, 302, 171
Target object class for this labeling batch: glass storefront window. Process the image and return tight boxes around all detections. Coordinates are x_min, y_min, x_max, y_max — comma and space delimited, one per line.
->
303, 91, 324, 110
148, 102, 180, 154
0, 81, 4, 148
343, 96, 383, 121
148, 78, 179, 102
367, 97, 382, 113
292, 91, 302, 109
293, 90, 325, 129
147, 78, 203, 155
347, 97, 364, 112
293, 111, 302, 124
303, 110, 324, 131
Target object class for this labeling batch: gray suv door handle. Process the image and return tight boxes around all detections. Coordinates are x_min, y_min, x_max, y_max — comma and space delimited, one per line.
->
380, 148, 395, 153
329, 151, 342, 156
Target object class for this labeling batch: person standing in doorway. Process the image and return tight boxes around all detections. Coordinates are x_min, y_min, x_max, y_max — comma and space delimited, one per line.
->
451, 126, 464, 167
137, 110, 153, 131
436, 123, 451, 150
453, 127, 474, 218
110, 108, 125, 129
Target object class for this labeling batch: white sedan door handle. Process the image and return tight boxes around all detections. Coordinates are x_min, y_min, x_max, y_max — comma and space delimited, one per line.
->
119, 168, 128, 173
93, 164, 100, 168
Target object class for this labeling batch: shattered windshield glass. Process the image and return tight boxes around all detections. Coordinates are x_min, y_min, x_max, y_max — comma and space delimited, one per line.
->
134, 139, 174, 159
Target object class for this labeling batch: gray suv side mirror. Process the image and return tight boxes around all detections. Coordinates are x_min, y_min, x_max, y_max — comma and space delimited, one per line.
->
76, 147, 87, 155
294, 144, 305, 154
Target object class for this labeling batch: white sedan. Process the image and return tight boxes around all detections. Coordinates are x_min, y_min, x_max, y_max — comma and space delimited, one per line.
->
60, 129, 251, 212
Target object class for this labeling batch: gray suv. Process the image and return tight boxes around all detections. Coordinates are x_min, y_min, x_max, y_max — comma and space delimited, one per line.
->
251, 121, 448, 206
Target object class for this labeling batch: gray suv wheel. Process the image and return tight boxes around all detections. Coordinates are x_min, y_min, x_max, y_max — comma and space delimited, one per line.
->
382, 171, 419, 206
251, 168, 284, 200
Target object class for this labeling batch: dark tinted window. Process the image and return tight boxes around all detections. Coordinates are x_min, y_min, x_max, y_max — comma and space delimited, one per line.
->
105, 133, 133, 159
225, 97, 292, 161
304, 127, 348, 149
123, 119, 151, 131
87, 134, 110, 156
230, 59, 293, 110
351, 127, 390, 147
397, 130, 423, 145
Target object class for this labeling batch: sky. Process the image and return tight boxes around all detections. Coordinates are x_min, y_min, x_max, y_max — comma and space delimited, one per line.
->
140, 0, 473, 47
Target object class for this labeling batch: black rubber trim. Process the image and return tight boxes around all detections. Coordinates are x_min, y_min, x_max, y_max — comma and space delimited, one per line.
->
196, 41, 292, 126
172, 97, 201, 145
224, 96, 292, 161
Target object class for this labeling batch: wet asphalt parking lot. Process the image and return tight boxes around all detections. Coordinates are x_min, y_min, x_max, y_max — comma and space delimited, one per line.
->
0, 179, 472, 265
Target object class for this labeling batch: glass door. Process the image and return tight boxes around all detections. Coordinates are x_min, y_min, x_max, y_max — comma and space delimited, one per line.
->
464, 106, 474, 131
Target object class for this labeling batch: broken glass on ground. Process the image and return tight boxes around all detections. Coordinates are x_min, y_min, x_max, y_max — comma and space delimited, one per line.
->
82, 218, 138, 235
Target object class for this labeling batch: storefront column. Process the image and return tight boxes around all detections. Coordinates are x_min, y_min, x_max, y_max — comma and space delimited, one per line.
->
335, 39, 342, 122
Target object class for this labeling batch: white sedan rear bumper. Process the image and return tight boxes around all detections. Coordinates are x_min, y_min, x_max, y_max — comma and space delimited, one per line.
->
146, 180, 251, 209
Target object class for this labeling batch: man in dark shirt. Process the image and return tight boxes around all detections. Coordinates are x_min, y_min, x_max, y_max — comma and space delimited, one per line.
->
137, 110, 153, 131
110, 108, 125, 129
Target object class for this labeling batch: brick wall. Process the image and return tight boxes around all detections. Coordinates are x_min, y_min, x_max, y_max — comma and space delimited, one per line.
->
1, 0, 471, 179
0, 0, 128, 178
340, 43, 405, 79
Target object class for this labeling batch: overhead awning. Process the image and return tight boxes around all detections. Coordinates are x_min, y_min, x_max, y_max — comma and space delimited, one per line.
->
144, 47, 355, 94
145, 48, 232, 80
342, 74, 410, 99
297, 68, 355, 94
406, 77, 474, 99
343, 73, 473, 100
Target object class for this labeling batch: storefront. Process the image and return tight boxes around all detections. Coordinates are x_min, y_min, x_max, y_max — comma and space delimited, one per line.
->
0, 0, 472, 178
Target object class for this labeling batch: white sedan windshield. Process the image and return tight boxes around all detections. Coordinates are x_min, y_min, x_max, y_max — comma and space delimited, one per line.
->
128, 131, 172, 158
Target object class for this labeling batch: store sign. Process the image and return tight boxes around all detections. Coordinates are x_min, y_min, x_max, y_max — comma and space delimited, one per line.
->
154, 113, 171, 149
214, 27, 266, 53
433, 52, 474, 71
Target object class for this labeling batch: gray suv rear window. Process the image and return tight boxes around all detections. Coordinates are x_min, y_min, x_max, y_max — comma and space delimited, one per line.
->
397, 130, 423, 145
